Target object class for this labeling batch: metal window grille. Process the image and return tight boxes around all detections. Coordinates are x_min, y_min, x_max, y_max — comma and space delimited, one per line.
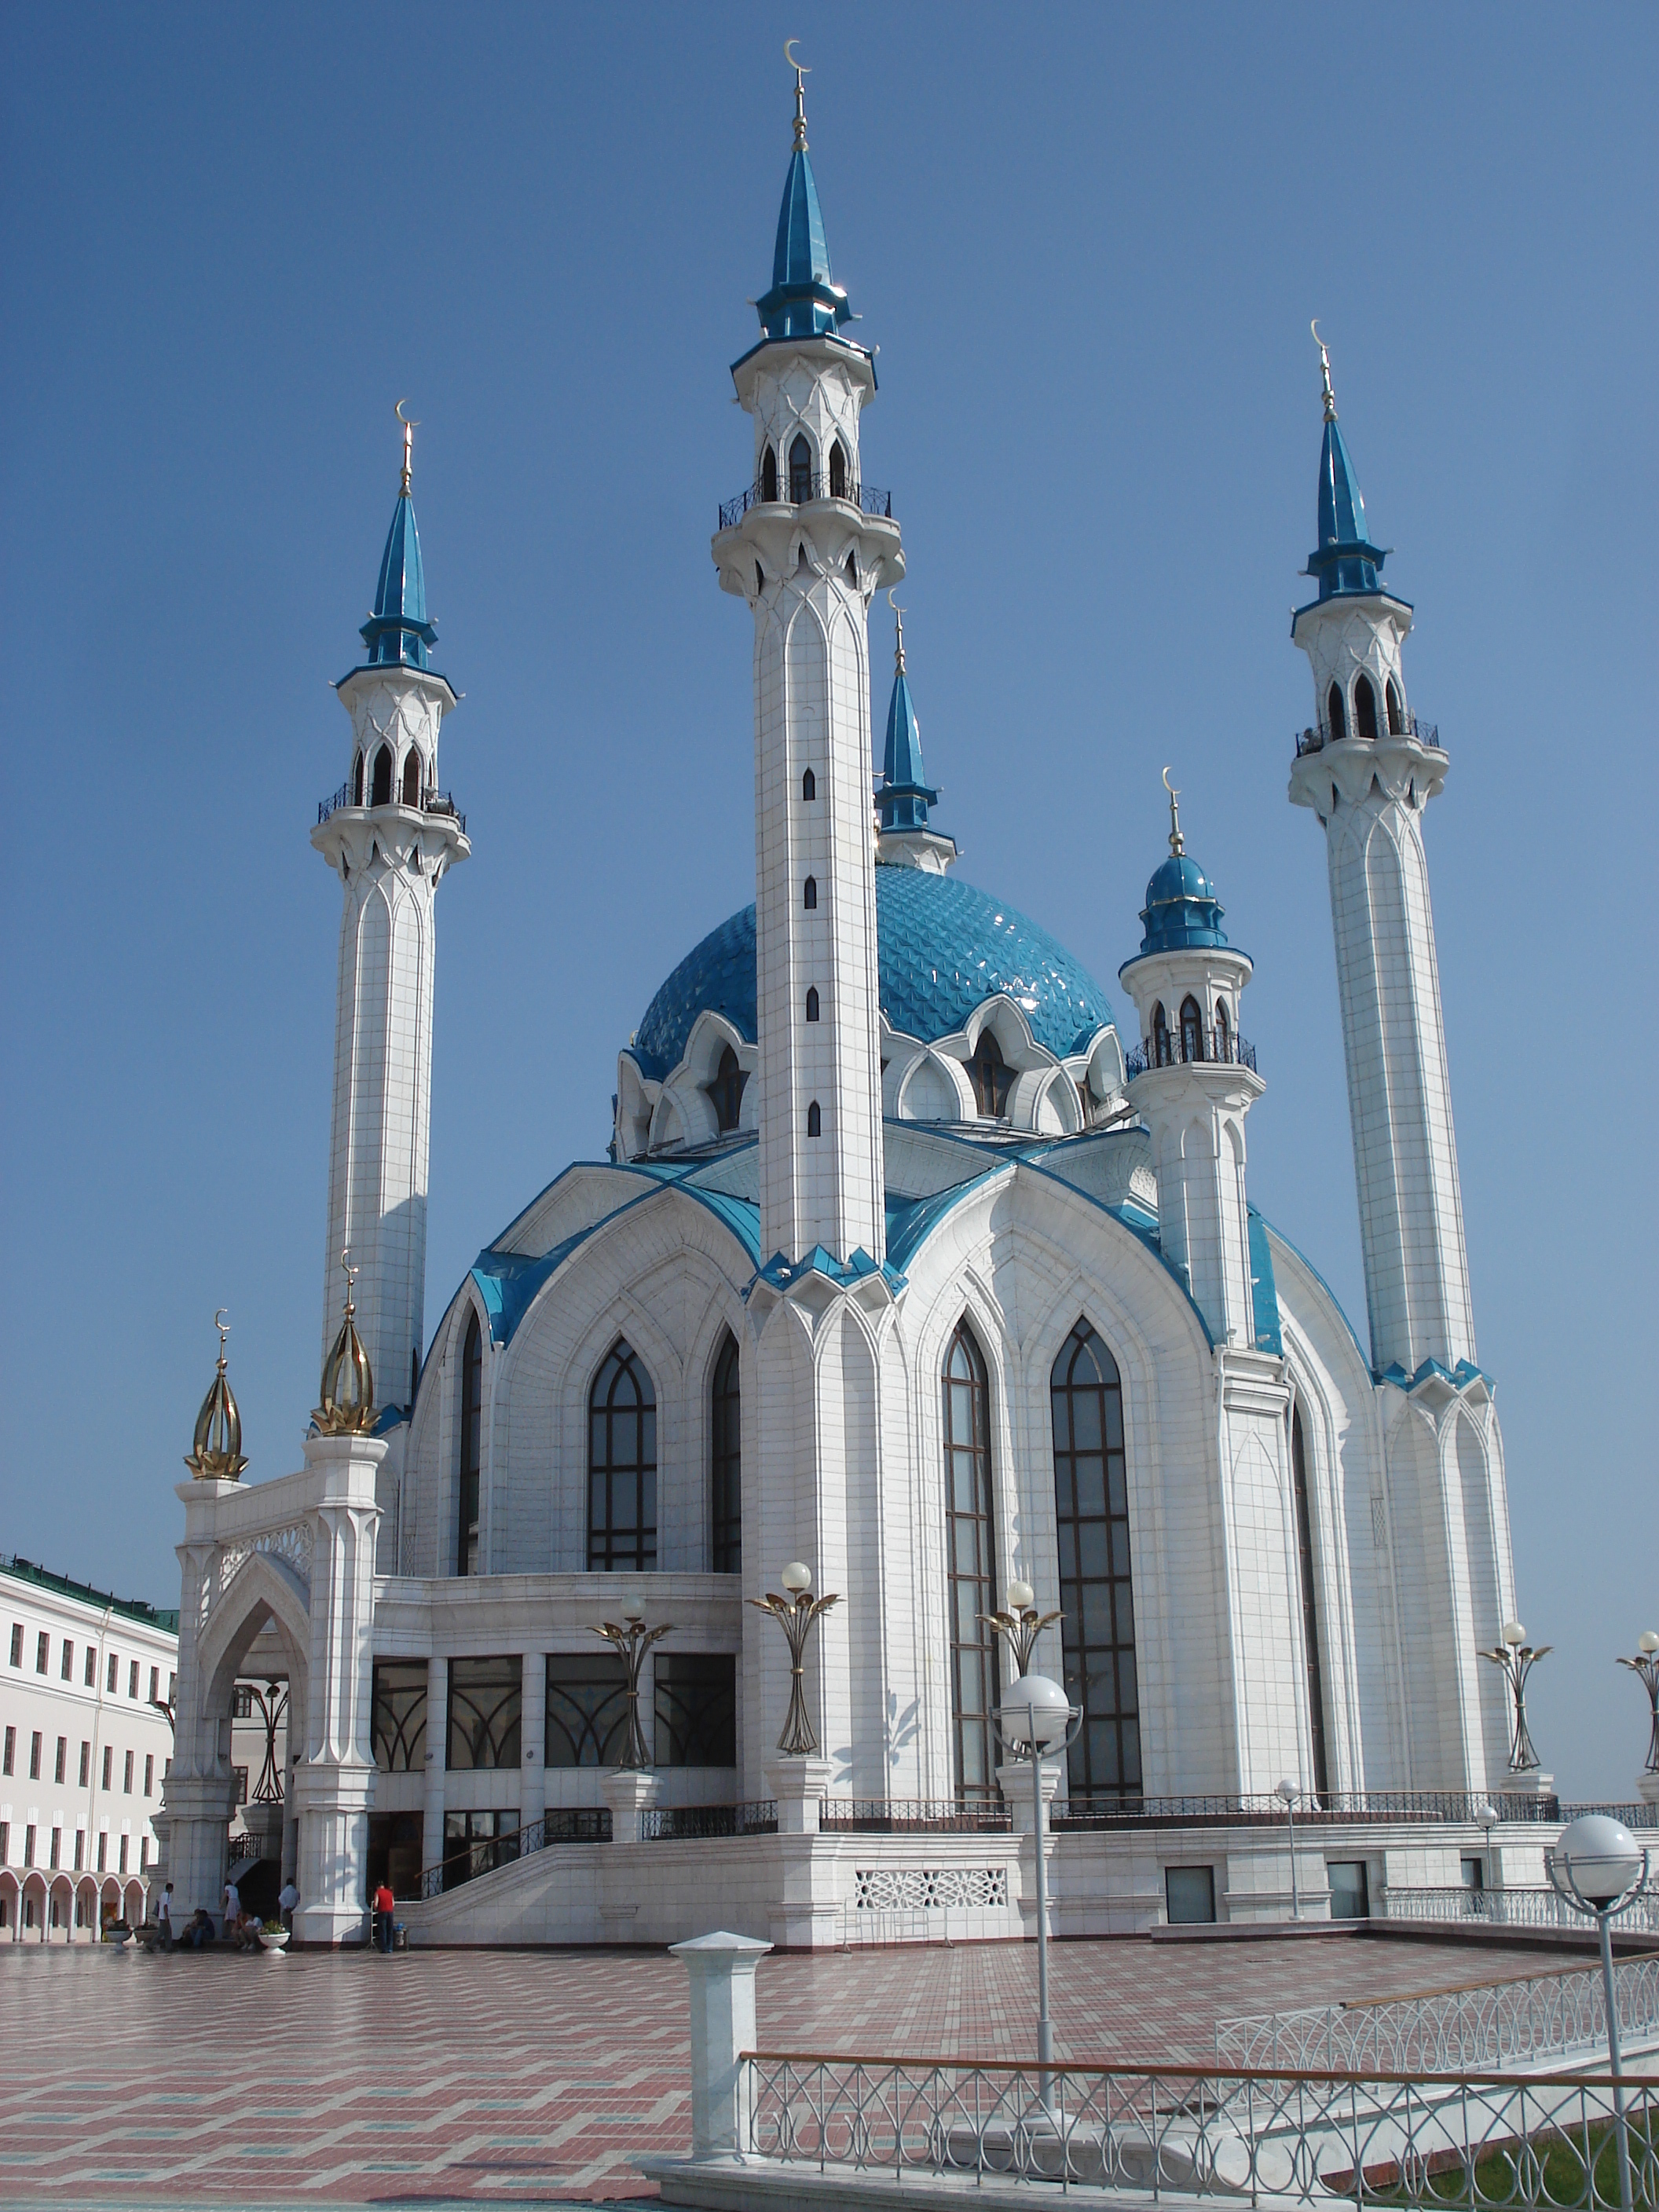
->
1051, 1319, 1141, 1798
372, 1659, 429, 1771
943, 1322, 999, 1803
587, 1342, 657, 1572
445, 1655, 522, 1771
544, 1653, 629, 1767
654, 1652, 738, 1767
710, 1332, 742, 1575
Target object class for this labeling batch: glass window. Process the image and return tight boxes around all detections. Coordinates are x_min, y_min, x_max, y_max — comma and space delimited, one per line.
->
654, 1653, 738, 1767
232, 1766, 249, 1805
438, 1809, 519, 1892
60, 1641, 73, 1681
789, 434, 812, 503
1166, 1866, 1216, 1923
801, 767, 815, 800
78, 1741, 89, 1787
587, 1342, 657, 1571
760, 445, 778, 503
1327, 683, 1346, 741
709, 1046, 749, 1133
29, 1731, 42, 1779
803, 874, 817, 910
107, 1653, 118, 1694
36, 1632, 48, 1674
123, 1749, 134, 1793
148, 1665, 159, 1703
1152, 1003, 1170, 1066
1385, 677, 1404, 735
1291, 1407, 1331, 1796
101, 1745, 112, 1789
1328, 1859, 1370, 1920
710, 1331, 742, 1575
232, 1683, 254, 1719
943, 1322, 999, 1802
806, 1100, 821, 1137
446, 1655, 522, 1771
1052, 1320, 1141, 1800
2, 1726, 12, 1775
352, 749, 364, 805
969, 1031, 1013, 1117
8, 1623, 20, 1668
1354, 673, 1379, 740
829, 438, 848, 500
143, 1755, 153, 1796
544, 1653, 630, 1767
458, 1309, 483, 1575
85, 1649, 96, 1688
54, 1737, 66, 1785
370, 743, 393, 807
401, 749, 421, 806
372, 1660, 429, 1772
1180, 995, 1204, 1062
805, 987, 819, 1021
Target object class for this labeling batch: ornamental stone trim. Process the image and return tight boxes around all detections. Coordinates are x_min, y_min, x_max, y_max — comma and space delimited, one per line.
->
852, 1866, 1008, 1911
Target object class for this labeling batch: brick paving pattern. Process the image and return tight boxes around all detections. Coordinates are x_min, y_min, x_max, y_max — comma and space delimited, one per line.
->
0, 1934, 1554, 2208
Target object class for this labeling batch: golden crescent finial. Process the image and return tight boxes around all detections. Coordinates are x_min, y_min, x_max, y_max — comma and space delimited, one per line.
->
1310, 320, 1337, 424
395, 399, 419, 493
785, 39, 810, 148
1162, 765, 1180, 800
1162, 766, 1184, 856
214, 1306, 229, 1333
887, 588, 906, 669
783, 38, 811, 73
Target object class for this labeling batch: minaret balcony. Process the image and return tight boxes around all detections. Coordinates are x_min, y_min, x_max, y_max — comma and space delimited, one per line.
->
719, 474, 892, 529
1294, 712, 1441, 760
1125, 1027, 1257, 1081
317, 782, 467, 837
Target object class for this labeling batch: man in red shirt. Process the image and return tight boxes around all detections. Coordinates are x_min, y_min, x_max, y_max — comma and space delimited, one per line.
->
373, 1881, 396, 1953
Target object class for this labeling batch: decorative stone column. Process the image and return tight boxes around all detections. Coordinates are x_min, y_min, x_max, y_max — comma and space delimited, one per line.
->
668, 1931, 774, 2156
764, 1756, 833, 1836
998, 1758, 1064, 1943
600, 1767, 659, 1845
764, 1756, 838, 1948
421, 1652, 446, 1876
520, 1651, 547, 1832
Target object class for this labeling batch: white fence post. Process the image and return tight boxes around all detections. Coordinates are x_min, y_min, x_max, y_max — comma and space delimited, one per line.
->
670, 1929, 773, 2156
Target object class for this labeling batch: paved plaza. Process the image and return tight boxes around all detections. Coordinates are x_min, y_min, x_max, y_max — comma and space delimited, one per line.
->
0, 1932, 1555, 2209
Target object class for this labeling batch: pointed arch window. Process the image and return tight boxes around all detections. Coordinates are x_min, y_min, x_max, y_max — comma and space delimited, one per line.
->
352, 751, 364, 807
829, 438, 848, 500
709, 1046, 748, 1133
1354, 672, 1379, 741
401, 750, 421, 807
760, 445, 778, 503
588, 1342, 657, 1572
1214, 998, 1231, 1062
1385, 677, 1404, 736
801, 767, 815, 801
1051, 1320, 1141, 1799
968, 1030, 1013, 1117
1152, 1003, 1170, 1067
804, 987, 820, 1022
803, 875, 818, 910
789, 434, 812, 504
1180, 995, 1204, 1063
371, 744, 394, 808
806, 1100, 822, 1137
457, 1310, 482, 1577
1327, 684, 1346, 742
710, 1332, 742, 1575
944, 1322, 999, 1802
1291, 1405, 1331, 1796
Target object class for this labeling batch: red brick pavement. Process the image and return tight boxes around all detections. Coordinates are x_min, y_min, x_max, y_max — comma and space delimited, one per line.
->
0, 1934, 1553, 2208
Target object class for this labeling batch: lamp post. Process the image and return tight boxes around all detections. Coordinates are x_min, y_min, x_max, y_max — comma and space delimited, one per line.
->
1276, 1779, 1301, 1921
591, 1606, 672, 1770
979, 1578, 1064, 1679
1616, 1632, 1659, 1777
1474, 1799, 1499, 1920
1547, 1814, 1651, 2212
750, 1564, 838, 1756
1478, 1619, 1551, 1773
994, 1672, 1082, 2117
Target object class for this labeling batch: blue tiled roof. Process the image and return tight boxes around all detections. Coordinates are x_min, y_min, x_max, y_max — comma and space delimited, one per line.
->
754, 146, 852, 342
1129, 849, 1234, 957
361, 491, 438, 668
632, 867, 1115, 1077
1303, 417, 1390, 604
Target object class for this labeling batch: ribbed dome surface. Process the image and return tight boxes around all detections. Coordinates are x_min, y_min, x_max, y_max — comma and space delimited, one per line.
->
632, 867, 1114, 1078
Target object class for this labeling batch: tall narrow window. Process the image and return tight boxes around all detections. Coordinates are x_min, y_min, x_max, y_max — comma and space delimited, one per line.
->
1180, 995, 1204, 1063
709, 1045, 748, 1133
1214, 998, 1231, 1061
1152, 1003, 1170, 1067
804, 987, 820, 1022
801, 767, 815, 801
968, 1030, 1013, 1117
760, 445, 778, 503
943, 1321, 999, 1801
1385, 677, 1404, 735
1354, 672, 1379, 741
789, 434, 812, 504
803, 874, 817, 910
806, 1100, 822, 1137
1291, 1407, 1331, 1796
457, 1310, 482, 1576
829, 438, 848, 500
710, 1332, 742, 1575
370, 744, 393, 807
1327, 683, 1346, 741
401, 749, 421, 806
588, 1342, 657, 1571
1053, 1320, 1141, 1799
352, 751, 364, 806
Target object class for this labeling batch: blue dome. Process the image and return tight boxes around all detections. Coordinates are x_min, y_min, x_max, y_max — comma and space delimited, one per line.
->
633, 867, 1114, 1078
1133, 849, 1230, 956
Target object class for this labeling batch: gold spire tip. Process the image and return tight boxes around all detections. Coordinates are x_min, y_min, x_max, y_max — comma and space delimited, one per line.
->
1310, 320, 1336, 424
784, 38, 810, 148
395, 398, 419, 496
888, 588, 905, 672
1163, 765, 1184, 855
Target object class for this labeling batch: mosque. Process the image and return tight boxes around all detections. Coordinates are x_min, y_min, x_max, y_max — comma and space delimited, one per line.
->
161, 66, 1537, 1947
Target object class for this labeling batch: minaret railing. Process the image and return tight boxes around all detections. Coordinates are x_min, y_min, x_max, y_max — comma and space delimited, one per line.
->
1295, 712, 1441, 760
719, 476, 892, 529
1125, 1028, 1257, 1082
317, 782, 467, 833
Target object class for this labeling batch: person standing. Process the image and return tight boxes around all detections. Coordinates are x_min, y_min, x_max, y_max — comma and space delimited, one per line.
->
373, 1880, 395, 1954
222, 1877, 240, 1942
156, 1883, 174, 1953
276, 1877, 298, 1936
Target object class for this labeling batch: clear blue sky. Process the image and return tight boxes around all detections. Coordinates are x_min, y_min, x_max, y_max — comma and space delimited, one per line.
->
2, 5, 1654, 1796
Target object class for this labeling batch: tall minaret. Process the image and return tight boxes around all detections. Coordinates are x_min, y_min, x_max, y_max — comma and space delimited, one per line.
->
1288, 331, 1474, 1379
712, 62, 903, 1266
311, 413, 468, 1412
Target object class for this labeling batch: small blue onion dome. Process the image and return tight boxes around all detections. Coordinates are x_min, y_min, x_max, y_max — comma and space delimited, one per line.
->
1138, 849, 1230, 954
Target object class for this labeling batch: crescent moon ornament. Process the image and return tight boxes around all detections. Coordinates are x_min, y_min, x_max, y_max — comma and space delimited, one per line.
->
1163, 765, 1180, 800
784, 38, 810, 73
394, 397, 419, 428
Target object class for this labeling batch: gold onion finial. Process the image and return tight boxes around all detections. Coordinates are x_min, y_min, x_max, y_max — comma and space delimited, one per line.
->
396, 398, 419, 496
888, 588, 906, 672
1311, 320, 1337, 424
185, 1309, 248, 1480
1163, 765, 1185, 856
314, 1251, 375, 1437
785, 38, 810, 149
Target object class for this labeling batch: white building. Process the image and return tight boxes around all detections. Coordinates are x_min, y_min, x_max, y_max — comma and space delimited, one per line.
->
1, 1555, 175, 1939
163, 75, 1576, 1950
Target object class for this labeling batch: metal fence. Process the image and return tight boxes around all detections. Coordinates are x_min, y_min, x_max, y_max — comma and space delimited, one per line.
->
416, 1806, 610, 1899
1218, 1950, 1659, 2074
316, 782, 467, 833
1124, 1031, 1258, 1082
1051, 1792, 1564, 1829
639, 1801, 778, 1841
1295, 712, 1441, 758
820, 1799, 1013, 1833
746, 2051, 1659, 2207
718, 478, 893, 529
1383, 1888, 1659, 1936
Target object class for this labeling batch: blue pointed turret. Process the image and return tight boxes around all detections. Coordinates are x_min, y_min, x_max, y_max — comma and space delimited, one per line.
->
1134, 785, 1233, 956
1303, 334, 1389, 603
359, 487, 438, 669
753, 70, 853, 342
877, 610, 937, 833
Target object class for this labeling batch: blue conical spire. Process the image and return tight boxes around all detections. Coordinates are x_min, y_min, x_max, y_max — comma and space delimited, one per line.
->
1303, 329, 1388, 602
360, 489, 437, 668
877, 606, 938, 833
753, 65, 853, 342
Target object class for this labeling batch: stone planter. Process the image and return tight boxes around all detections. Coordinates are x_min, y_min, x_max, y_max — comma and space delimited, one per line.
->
257, 1927, 290, 1955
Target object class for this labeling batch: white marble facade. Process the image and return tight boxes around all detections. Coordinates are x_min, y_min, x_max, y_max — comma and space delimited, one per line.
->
164, 90, 1532, 1946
